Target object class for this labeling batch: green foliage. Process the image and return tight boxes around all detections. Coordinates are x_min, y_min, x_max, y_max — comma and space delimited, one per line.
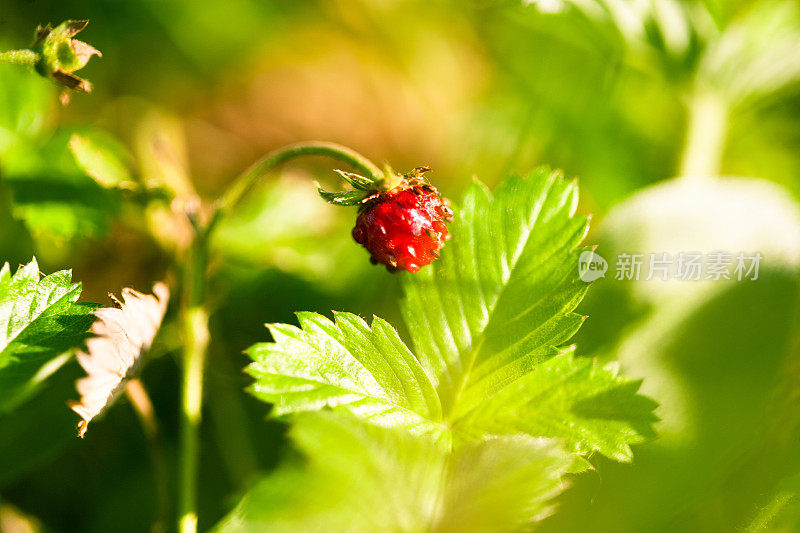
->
211, 174, 375, 289
742, 472, 800, 533
0, 258, 96, 412
0, 361, 86, 488
460, 347, 657, 461
400, 171, 588, 416
699, 0, 800, 107
0, 64, 54, 157
3, 129, 121, 243
248, 169, 657, 463
0, 64, 122, 245
216, 412, 573, 533
233, 169, 659, 531
248, 312, 444, 435
69, 133, 133, 189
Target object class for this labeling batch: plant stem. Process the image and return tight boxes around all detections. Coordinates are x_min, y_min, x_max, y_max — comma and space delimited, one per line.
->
742, 485, 798, 533
179, 305, 209, 533
178, 229, 210, 533
207, 141, 383, 233
126, 378, 168, 533
679, 88, 729, 179
0, 50, 39, 68
176, 141, 381, 532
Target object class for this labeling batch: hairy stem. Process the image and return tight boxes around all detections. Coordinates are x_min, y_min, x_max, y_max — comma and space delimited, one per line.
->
178, 229, 210, 533
679, 88, 729, 179
207, 141, 382, 233
126, 378, 168, 533
0, 50, 39, 68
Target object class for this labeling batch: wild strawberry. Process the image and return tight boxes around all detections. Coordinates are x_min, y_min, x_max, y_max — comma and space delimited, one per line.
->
318, 166, 453, 273
353, 183, 452, 273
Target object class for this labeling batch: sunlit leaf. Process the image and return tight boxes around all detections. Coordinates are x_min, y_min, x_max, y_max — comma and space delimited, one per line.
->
401, 170, 588, 411
216, 412, 572, 533
699, 0, 800, 106
4, 129, 123, 243
247, 169, 657, 463
401, 169, 656, 458
247, 311, 443, 435
460, 347, 658, 461
0, 258, 96, 412
69, 133, 133, 188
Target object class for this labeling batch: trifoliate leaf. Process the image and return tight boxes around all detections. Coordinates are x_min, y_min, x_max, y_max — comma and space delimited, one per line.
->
247, 312, 444, 435
0, 258, 96, 412
70, 283, 169, 437
249, 169, 657, 463
216, 412, 573, 533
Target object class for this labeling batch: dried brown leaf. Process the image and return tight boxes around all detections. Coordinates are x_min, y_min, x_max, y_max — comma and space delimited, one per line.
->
70, 283, 169, 437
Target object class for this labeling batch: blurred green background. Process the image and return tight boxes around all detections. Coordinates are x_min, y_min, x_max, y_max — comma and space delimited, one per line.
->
1, 0, 799, 531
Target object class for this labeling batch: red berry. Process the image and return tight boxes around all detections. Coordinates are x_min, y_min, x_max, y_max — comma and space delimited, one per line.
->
352, 183, 453, 273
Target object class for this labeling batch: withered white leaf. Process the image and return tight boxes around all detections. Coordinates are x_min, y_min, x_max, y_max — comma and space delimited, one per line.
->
70, 283, 169, 437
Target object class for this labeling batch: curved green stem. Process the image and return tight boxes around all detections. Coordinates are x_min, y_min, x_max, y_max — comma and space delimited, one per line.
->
176, 141, 380, 532
0, 50, 39, 68
207, 141, 382, 234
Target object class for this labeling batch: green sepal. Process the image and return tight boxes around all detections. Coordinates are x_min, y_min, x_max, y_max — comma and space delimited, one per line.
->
333, 169, 377, 191
316, 185, 368, 206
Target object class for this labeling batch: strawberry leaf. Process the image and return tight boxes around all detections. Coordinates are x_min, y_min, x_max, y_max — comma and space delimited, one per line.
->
247, 169, 657, 463
459, 348, 658, 461
401, 170, 588, 412
401, 169, 656, 459
247, 312, 444, 435
216, 412, 573, 532
0, 258, 96, 411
